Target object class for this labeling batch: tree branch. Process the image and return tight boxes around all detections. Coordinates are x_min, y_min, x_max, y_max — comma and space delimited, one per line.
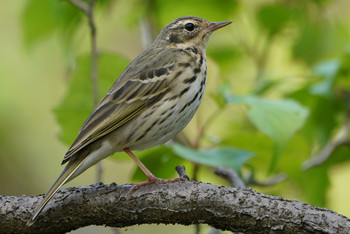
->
1, 181, 349, 233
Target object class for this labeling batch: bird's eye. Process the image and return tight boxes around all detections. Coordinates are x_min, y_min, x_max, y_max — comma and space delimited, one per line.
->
184, 23, 195, 31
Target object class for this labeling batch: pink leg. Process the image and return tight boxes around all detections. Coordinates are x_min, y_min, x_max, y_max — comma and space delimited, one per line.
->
123, 148, 187, 194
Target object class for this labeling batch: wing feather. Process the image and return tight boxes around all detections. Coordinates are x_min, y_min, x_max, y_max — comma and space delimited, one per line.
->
62, 47, 190, 163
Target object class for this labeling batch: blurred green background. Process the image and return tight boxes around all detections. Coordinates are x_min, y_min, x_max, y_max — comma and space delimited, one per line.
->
1, 0, 350, 233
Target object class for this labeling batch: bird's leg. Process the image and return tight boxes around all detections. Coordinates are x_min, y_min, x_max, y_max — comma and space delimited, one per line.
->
123, 148, 188, 194
124, 148, 156, 179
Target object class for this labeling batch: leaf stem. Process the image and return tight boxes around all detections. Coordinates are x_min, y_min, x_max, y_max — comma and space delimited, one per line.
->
193, 107, 225, 148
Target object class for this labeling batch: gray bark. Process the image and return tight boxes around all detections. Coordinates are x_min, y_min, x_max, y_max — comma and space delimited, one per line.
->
0, 181, 349, 233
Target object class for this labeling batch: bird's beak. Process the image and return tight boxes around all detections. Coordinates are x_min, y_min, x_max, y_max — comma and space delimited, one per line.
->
207, 21, 232, 32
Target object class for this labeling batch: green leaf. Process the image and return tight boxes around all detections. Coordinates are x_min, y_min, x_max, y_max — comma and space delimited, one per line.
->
21, 0, 82, 48
172, 144, 253, 172
53, 52, 129, 145
235, 96, 309, 146
257, 3, 291, 34
292, 21, 348, 65
310, 60, 340, 97
131, 146, 185, 182
227, 95, 309, 171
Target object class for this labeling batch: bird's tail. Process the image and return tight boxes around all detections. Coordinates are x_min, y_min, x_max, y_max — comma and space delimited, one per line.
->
28, 157, 87, 226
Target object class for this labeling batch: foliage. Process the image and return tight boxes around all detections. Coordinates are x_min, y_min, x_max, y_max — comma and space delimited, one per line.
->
173, 144, 253, 172
22, 0, 82, 50
21, 0, 350, 215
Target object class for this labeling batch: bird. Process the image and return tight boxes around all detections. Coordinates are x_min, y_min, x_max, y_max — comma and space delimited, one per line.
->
29, 16, 231, 225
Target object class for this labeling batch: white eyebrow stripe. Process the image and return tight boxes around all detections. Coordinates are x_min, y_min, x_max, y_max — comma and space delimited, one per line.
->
170, 20, 196, 29
170, 22, 182, 29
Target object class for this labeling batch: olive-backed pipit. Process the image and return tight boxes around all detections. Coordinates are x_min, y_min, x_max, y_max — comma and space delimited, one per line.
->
29, 16, 231, 224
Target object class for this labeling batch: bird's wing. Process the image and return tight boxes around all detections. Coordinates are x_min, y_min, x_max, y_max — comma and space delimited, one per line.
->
62, 47, 192, 164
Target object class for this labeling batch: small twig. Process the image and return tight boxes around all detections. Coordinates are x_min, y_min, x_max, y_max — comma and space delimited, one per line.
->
139, 18, 153, 49
67, 0, 89, 14
254, 34, 273, 83
189, 108, 225, 182
67, 0, 101, 182
67, 0, 99, 106
239, 30, 274, 87
208, 228, 221, 234
239, 36, 259, 62
343, 140, 350, 147
95, 161, 103, 182
193, 108, 225, 148
195, 224, 200, 234
192, 163, 200, 181
302, 116, 350, 170
175, 165, 190, 181
87, 0, 99, 107
215, 167, 245, 188
88, 0, 102, 183
110, 227, 120, 234
248, 173, 287, 187
172, 131, 192, 147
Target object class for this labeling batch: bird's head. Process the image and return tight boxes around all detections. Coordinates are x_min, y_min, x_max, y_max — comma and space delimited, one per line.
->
154, 16, 232, 50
